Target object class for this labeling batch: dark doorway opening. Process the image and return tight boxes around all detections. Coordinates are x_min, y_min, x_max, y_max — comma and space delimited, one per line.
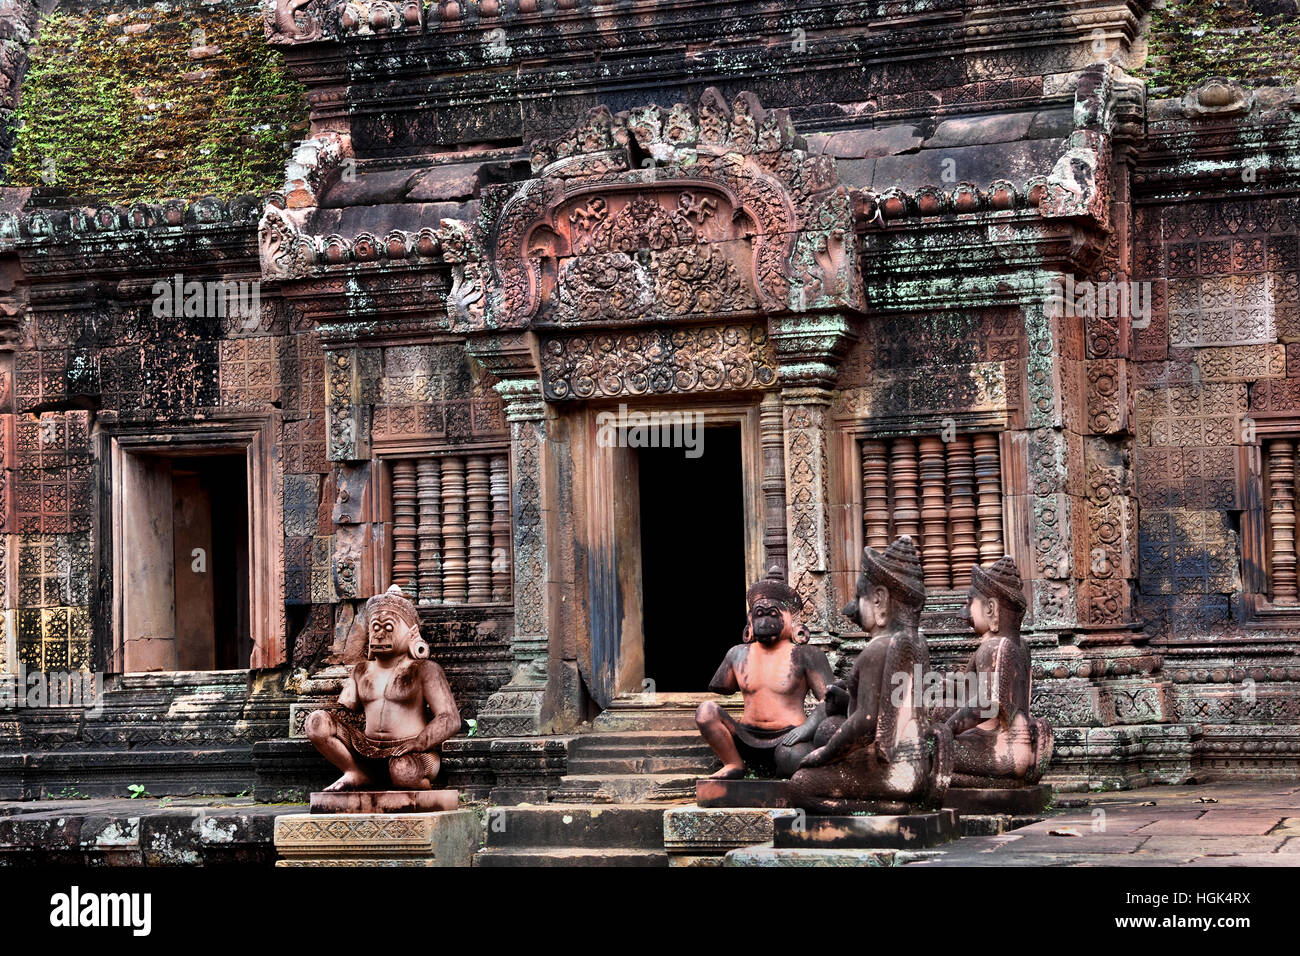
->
171, 455, 251, 670
638, 425, 746, 692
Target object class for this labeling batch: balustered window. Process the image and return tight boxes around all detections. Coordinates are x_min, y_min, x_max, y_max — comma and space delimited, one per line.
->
859, 432, 1005, 592
387, 451, 512, 605
1260, 436, 1300, 606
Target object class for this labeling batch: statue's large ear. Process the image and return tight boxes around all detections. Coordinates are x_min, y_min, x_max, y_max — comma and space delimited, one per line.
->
742, 623, 753, 644
985, 596, 1000, 636
410, 636, 430, 660
793, 623, 810, 645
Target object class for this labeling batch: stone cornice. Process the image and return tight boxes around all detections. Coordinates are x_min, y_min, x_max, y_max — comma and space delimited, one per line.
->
267, 0, 1153, 149
1135, 82, 1300, 200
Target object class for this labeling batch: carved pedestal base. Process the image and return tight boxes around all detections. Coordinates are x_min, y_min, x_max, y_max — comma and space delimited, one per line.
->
774, 809, 959, 849
664, 805, 800, 867
795, 796, 916, 815
309, 789, 460, 814
476, 686, 546, 736
943, 784, 1052, 815
695, 778, 792, 808
273, 810, 479, 867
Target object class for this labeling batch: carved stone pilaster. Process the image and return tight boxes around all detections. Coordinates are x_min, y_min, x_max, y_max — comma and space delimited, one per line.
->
771, 312, 854, 636
781, 386, 834, 634
1023, 290, 1082, 633
324, 346, 371, 463
469, 337, 552, 736
758, 392, 788, 574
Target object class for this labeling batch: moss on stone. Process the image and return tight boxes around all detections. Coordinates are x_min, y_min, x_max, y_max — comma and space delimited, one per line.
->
5, 8, 308, 202
1143, 0, 1300, 94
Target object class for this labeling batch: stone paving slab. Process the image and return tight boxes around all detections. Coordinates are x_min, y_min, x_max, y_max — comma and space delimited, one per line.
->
1181, 854, 1300, 867
3, 782, 1300, 866
901, 782, 1300, 867
1137, 811, 1287, 835
1134, 835, 1290, 855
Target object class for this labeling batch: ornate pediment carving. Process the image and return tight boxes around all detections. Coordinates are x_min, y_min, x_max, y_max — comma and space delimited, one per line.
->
446, 88, 864, 334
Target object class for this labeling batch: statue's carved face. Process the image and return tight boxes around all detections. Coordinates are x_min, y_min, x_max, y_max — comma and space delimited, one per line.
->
368, 609, 414, 659
748, 598, 791, 645
964, 588, 998, 636
845, 582, 890, 634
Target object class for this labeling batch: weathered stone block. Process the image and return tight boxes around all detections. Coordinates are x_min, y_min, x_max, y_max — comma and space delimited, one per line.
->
663, 805, 799, 857
725, 845, 902, 867
695, 778, 791, 808
944, 785, 1052, 814
774, 810, 959, 849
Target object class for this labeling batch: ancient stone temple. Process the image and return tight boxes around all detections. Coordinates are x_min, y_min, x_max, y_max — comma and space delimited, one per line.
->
1, 0, 1299, 837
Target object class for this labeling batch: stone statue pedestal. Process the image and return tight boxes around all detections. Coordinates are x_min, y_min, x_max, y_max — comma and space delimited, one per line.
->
774, 809, 959, 850
274, 809, 479, 867
943, 784, 1051, 815
696, 778, 792, 808
309, 789, 461, 814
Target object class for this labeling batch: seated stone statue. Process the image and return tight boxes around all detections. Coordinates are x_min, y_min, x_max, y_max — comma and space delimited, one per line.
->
789, 535, 951, 808
695, 568, 834, 779
306, 585, 461, 791
944, 556, 1054, 786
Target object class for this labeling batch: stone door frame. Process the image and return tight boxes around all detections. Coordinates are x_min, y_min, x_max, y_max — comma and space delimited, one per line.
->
99, 411, 284, 673
566, 395, 767, 703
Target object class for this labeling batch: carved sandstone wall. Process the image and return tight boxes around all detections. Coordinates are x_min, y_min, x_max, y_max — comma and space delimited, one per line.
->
0, 0, 1299, 798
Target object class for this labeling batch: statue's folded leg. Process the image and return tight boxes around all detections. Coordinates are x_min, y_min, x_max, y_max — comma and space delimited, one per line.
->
389, 752, 440, 790
773, 740, 814, 778
306, 710, 376, 791
952, 724, 1005, 778
789, 748, 877, 805
1031, 717, 1055, 782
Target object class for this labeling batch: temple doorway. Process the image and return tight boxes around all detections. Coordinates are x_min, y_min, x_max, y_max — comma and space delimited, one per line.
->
117, 452, 252, 672
638, 425, 747, 692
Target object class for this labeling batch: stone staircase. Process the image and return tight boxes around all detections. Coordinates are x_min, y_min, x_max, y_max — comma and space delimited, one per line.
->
473, 694, 735, 865
547, 694, 729, 803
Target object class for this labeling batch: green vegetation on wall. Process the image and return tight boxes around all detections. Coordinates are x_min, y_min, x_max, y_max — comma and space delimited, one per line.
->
1144, 0, 1300, 94
6, 9, 309, 203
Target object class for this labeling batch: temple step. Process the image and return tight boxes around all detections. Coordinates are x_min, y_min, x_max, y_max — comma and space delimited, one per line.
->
473, 804, 670, 866
588, 693, 740, 732
551, 773, 700, 804
565, 756, 713, 775
569, 729, 717, 750
541, 702, 725, 806
474, 847, 668, 867
480, 804, 666, 847
567, 730, 718, 776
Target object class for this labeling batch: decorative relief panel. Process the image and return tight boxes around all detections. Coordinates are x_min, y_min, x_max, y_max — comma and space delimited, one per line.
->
445, 88, 862, 333
1135, 383, 1247, 447
540, 324, 777, 401
834, 309, 1023, 421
